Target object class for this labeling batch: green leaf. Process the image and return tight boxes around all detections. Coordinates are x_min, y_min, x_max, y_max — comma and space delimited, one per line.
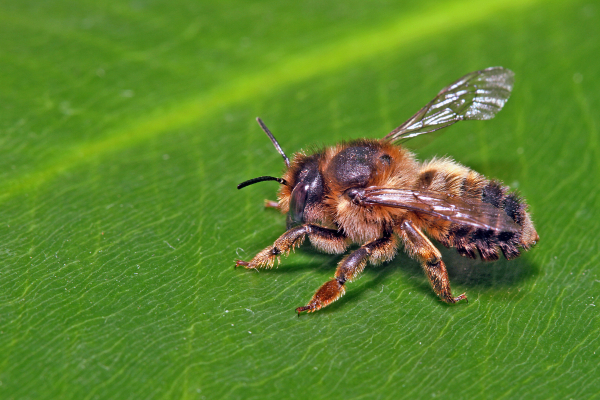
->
1, 0, 599, 398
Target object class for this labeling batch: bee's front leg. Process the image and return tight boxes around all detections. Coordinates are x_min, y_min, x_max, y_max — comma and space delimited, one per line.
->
399, 220, 467, 304
236, 224, 348, 270
264, 199, 279, 208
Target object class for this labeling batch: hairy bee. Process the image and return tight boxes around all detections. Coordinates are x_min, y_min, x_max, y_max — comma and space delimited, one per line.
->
236, 67, 539, 314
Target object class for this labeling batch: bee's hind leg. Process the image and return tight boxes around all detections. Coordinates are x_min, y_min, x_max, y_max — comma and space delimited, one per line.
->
296, 232, 398, 314
399, 220, 467, 304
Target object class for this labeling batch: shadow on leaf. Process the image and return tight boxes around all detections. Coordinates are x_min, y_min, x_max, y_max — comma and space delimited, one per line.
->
236, 233, 540, 310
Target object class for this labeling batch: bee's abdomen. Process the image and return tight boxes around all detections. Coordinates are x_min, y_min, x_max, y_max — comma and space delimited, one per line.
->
417, 158, 538, 261
446, 180, 538, 261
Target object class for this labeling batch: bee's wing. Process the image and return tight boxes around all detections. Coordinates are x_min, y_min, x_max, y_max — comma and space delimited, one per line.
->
384, 67, 514, 142
353, 187, 520, 233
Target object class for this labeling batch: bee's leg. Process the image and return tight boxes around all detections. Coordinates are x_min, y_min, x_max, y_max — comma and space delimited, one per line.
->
399, 220, 467, 304
264, 200, 279, 208
235, 225, 348, 270
296, 232, 398, 314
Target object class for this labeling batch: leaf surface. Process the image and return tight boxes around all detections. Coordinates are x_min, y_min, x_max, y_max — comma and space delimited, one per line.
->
0, 0, 598, 399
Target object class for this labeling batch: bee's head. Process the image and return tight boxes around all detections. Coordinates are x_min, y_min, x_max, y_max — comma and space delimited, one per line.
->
237, 118, 324, 229
282, 153, 324, 228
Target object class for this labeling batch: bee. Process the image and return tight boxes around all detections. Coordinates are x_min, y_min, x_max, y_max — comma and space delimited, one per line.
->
236, 67, 539, 314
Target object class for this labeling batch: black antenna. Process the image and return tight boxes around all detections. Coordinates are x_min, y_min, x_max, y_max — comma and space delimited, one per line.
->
256, 117, 290, 168
237, 176, 288, 190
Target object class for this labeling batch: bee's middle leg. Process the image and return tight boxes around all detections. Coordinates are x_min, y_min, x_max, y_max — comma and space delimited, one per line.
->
296, 232, 398, 314
235, 224, 348, 269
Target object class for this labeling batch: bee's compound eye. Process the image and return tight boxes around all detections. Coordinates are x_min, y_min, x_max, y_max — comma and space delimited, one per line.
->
286, 160, 324, 229
287, 184, 308, 228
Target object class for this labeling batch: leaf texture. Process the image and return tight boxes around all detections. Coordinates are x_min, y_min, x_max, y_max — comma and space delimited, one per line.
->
0, 0, 598, 399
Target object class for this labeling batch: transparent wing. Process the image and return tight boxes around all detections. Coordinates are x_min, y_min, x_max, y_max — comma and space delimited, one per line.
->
383, 67, 514, 142
349, 187, 520, 233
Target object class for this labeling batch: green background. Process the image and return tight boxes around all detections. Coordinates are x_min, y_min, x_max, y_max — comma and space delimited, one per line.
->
1, 0, 598, 398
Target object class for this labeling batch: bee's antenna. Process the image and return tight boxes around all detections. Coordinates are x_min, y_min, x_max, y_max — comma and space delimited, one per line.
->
237, 176, 289, 190
256, 117, 290, 168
